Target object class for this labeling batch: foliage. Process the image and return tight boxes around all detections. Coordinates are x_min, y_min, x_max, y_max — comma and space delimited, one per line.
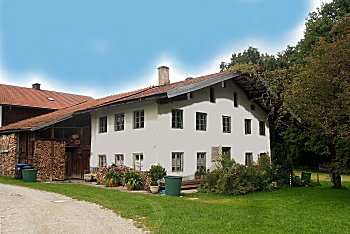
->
104, 171, 121, 187
123, 172, 144, 190
148, 164, 167, 184
201, 156, 275, 195
96, 165, 150, 190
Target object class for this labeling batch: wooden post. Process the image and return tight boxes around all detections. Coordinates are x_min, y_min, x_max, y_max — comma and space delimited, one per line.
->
50, 126, 55, 181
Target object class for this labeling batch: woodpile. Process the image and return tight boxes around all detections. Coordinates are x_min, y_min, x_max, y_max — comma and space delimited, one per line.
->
0, 134, 17, 177
33, 140, 66, 182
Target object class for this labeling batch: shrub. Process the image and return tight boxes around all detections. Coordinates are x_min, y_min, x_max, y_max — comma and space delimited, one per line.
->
123, 172, 144, 190
104, 172, 121, 187
200, 156, 275, 195
148, 164, 167, 185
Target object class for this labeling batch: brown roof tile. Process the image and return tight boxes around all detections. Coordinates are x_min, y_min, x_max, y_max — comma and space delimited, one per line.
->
0, 84, 93, 109
0, 71, 235, 132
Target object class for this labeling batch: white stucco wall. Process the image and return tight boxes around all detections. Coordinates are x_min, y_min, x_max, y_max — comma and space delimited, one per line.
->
90, 81, 270, 179
157, 81, 270, 178
90, 100, 159, 171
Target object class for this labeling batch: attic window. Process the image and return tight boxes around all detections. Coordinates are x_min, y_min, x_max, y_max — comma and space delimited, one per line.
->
47, 97, 55, 101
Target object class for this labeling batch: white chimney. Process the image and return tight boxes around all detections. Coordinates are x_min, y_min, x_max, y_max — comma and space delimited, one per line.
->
158, 66, 170, 86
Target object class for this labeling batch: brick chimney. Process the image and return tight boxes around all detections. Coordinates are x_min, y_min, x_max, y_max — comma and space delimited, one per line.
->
158, 66, 170, 86
32, 83, 41, 90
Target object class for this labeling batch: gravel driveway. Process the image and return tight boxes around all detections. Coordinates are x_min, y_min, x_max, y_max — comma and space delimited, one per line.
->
0, 184, 145, 234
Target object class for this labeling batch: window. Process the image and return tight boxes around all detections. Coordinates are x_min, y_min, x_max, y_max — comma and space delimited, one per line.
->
221, 81, 226, 88
115, 154, 124, 165
172, 152, 183, 172
259, 121, 266, 136
251, 104, 256, 111
114, 113, 124, 131
233, 92, 238, 107
187, 92, 193, 100
244, 119, 252, 135
222, 116, 231, 133
197, 153, 206, 172
222, 147, 231, 159
172, 109, 183, 129
98, 155, 106, 167
99, 116, 107, 133
133, 110, 144, 129
196, 112, 207, 131
245, 153, 253, 166
210, 87, 215, 103
133, 153, 143, 170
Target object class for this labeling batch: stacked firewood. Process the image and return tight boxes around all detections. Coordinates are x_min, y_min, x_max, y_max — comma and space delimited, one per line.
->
0, 134, 17, 177
33, 140, 66, 182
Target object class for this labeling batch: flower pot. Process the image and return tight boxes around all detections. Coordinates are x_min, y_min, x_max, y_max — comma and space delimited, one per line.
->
150, 185, 159, 194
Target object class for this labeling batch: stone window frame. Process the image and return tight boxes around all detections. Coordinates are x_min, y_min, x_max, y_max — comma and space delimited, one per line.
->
133, 110, 145, 129
196, 112, 207, 131
172, 109, 183, 129
172, 152, 183, 172
115, 113, 125, 131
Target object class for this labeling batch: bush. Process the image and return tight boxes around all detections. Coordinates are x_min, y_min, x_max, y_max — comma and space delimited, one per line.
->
200, 156, 276, 195
104, 172, 121, 187
123, 172, 144, 190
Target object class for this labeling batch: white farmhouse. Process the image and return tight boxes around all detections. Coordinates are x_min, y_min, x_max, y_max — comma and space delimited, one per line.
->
90, 67, 270, 179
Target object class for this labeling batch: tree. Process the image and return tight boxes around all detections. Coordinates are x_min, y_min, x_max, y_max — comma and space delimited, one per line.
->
285, 14, 350, 188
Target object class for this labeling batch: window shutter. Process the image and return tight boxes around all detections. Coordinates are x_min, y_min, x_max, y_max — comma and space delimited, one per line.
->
211, 147, 219, 161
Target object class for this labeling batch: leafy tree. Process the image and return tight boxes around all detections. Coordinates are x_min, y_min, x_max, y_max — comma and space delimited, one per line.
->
285, 14, 350, 188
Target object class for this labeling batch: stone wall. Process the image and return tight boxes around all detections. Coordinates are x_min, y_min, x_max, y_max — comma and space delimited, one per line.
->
33, 140, 66, 182
0, 134, 17, 177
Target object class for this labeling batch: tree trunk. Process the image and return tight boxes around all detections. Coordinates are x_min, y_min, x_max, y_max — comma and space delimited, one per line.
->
328, 142, 342, 189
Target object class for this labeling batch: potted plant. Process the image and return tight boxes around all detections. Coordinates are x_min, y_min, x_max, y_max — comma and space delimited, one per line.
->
148, 164, 166, 194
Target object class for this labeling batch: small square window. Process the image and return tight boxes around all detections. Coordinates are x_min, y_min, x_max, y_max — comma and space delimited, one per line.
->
98, 155, 107, 167
172, 109, 183, 129
196, 112, 207, 131
99, 116, 107, 133
133, 110, 144, 129
245, 119, 252, 135
222, 116, 231, 133
172, 152, 183, 172
245, 153, 253, 166
133, 153, 143, 170
115, 154, 124, 165
115, 113, 124, 131
259, 121, 266, 136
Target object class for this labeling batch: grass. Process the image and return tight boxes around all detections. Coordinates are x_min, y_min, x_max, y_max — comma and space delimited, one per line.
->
1, 174, 350, 233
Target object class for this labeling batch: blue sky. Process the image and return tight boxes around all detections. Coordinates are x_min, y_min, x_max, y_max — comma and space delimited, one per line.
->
0, 0, 330, 97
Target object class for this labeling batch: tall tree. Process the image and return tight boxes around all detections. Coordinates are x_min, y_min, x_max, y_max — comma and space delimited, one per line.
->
286, 14, 350, 188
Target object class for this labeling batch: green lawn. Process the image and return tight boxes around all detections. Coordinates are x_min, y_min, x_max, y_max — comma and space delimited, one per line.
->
1, 175, 349, 233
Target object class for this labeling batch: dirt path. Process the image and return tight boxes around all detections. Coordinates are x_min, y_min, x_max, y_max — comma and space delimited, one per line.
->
0, 184, 145, 234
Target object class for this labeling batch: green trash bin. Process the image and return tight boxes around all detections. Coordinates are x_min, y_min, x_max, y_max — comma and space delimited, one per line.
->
22, 168, 37, 182
301, 171, 311, 183
165, 176, 182, 196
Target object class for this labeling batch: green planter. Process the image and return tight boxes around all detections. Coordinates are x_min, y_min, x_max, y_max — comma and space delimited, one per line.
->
22, 169, 37, 182
165, 176, 182, 196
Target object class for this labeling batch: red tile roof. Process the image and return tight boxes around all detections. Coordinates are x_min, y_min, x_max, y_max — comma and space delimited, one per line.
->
0, 84, 93, 109
0, 71, 241, 132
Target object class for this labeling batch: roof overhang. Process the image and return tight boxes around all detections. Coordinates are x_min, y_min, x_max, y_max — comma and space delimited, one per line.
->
167, 72, 240, 98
